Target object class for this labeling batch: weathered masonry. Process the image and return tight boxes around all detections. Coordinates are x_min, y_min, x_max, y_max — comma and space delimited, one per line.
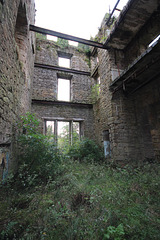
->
32, 39, 94, 142
0, 0, 35, 179
92, 0, 160, 162
1, 0, 160, 180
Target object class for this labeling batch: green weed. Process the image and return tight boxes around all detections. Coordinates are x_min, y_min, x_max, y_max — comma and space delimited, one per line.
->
0, 114, 159, 239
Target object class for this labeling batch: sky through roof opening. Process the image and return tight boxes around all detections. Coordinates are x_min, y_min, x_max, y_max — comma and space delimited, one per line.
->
35, 0, 129, 40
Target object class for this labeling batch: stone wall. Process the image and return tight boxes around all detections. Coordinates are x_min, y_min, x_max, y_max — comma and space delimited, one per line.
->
92, 2, 160, 162
32, 103, 94, 140
33, 39, 92, 103
0, 0, 35, 176
92, 47, 160, 162
32, 39, 94, 140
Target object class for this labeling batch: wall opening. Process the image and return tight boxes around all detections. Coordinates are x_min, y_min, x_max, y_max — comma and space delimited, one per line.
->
45, 119, 82, 147
46, 121, 55, 136
58, 57, 70, 68
58, 121, 70, 147
72, 122, 80, 143
94, 74, 101, 93
103, 130, 111, 158
58, 78, 70, 101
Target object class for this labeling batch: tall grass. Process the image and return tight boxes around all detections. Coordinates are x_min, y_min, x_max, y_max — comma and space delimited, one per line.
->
0, 160, 159, 239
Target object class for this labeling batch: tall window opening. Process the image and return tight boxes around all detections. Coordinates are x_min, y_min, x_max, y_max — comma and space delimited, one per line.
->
46, 121, 55, 136
58, 78, 70, 101
94, 74, 101, 93
58, 121, 70, 147
72, 122, 80, 143
103, 130, 111, 158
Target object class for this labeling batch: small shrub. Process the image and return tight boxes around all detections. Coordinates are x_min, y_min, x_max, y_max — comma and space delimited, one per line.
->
103, 224, 125, 240
67, 138, 104, 163
0, 221, 18, 240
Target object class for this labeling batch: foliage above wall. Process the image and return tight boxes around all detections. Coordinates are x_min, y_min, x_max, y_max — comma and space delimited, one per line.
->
77, 43, 91, 56
57, 38, 69, 48
36, 33, 47, 40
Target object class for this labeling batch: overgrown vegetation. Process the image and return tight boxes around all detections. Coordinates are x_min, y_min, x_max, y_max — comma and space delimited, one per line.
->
57, 38, 69, 48
36, 33, 47, 40
0, 113, 160, 239
14, 113, 63, 187
77, 43, 91, 55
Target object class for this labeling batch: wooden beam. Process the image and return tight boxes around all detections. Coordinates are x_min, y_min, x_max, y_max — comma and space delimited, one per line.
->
32, 99, 93, 108
30, 25, 106, 49
34, 63, 90, 76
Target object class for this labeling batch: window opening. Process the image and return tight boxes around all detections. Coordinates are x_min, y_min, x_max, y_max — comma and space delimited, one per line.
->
96, 56, 99, 64
47, 35, 57, 42
69, 40, 78, 46
95, 75, 101, 93
103, 130, 111, 158
58, 78, 70, 101
44, 120, 81, 147
58, 121, 70, 148
72, 122, 80, 143
58, 57, 70, 68
46, 121, 55, 136
97, 76, 100, 85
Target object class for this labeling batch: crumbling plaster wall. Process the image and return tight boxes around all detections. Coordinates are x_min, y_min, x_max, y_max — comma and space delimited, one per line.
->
0, 0, 35, 175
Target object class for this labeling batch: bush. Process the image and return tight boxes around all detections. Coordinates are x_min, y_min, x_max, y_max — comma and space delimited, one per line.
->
66, 138, 104, 163
15, 113, 63, 187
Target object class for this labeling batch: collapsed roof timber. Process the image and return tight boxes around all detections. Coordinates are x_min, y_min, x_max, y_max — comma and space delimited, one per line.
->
0, 0, 160, 180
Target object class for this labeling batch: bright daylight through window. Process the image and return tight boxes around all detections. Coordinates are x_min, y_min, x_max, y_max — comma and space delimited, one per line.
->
58, 57, 70, 68
46, 121, 55, 136
45, 120, 80, 147
58, 78, 70, 101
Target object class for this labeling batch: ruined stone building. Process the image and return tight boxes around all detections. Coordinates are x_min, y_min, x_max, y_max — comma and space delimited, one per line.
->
0, 0, 160, 179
